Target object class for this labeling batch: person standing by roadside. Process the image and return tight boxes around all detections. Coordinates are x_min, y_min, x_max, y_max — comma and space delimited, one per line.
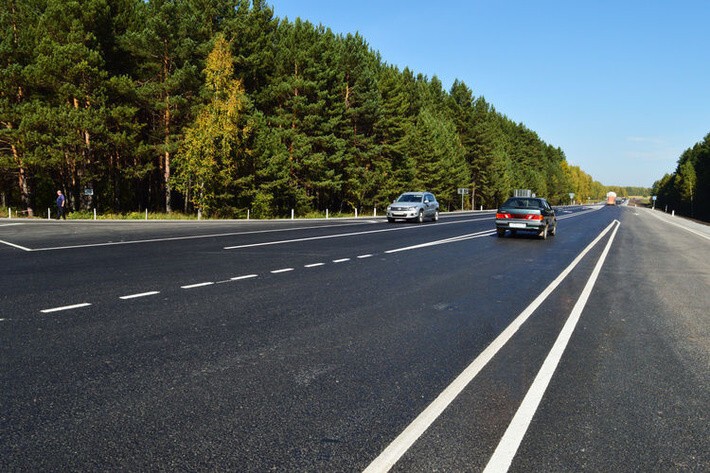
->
56, 190, 66, 220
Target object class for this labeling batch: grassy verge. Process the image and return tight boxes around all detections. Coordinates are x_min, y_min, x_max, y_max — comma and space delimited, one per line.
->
2, 207, 371, 220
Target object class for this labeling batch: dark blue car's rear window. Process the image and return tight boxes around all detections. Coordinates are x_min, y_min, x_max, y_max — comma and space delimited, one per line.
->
502, 198, 543, 209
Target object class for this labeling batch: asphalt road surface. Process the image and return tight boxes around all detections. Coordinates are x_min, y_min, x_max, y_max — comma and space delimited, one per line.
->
1, 206, 708, 471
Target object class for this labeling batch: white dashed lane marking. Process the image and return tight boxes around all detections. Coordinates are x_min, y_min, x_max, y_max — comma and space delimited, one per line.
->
119, 291, 160, 300
40, 303, 92, 314
181, 282, 215, 289
230, 274, 258, 281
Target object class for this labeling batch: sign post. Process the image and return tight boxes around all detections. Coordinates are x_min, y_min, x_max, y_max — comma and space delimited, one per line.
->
457, 188, 469, 210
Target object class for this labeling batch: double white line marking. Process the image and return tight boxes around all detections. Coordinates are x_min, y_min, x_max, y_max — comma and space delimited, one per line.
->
365, 220, 621, 472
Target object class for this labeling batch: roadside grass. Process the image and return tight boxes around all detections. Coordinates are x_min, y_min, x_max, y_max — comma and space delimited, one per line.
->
67, 210, 198, 220
1, 206, 369, 220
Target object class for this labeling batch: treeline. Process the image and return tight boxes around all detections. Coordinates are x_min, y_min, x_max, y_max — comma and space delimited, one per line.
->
652, 132, 710, 221
1, 0, 606, 218
604, 186, 651, 199
617, 186, 651, 197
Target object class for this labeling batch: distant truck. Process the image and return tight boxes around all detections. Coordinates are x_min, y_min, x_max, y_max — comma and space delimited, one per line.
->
606, 191, 617, 205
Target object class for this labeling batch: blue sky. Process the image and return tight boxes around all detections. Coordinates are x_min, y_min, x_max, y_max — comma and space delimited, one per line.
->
271, 0, 709, 188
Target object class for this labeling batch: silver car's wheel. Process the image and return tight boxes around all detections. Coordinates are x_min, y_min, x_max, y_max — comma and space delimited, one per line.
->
417, 209, 424, 223
433, 210, 439, 222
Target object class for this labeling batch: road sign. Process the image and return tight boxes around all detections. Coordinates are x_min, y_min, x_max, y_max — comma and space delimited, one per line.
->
457, 188, 469, 195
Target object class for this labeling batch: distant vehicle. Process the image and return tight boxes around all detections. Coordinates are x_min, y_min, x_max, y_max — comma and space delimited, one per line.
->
495, 197, 557, 239
606, 191, 617, 205
386, 192, 439, 223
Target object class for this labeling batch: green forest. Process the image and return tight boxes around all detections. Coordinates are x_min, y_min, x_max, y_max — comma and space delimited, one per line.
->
2, 0, 614, 219
651, 132, 710, 222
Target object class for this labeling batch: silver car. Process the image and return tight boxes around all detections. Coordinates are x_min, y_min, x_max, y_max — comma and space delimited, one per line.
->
387, 192, 439, 223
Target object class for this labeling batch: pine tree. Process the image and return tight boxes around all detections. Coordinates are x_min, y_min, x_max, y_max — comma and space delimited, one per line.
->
339, 33, 382, 212
375, 65, 415, 202
121, 0, 207, 212
226, 0, 278, 95
469, 112, 513, 208
0, 0, 38, 214
404, 107, 469, 209
20, 0, 121, 213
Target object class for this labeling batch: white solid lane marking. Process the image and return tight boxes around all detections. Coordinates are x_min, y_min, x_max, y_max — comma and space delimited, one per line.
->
271, 268, 294, 274
28, 222, 376, 252
41, 303, 92, 314
226, 228, 410, 250
223, 217, 490, 250
181, 282, 214, 289
119, 291, 160, 300
644, 207, 710, 241
305, 263, 325, 268
385, 230, 494, 254
555, 206, 601, 220
483, 221, 620, 472
332, 258, 350, 263
363, 220, 621, 473
0, 239, 32, 251
230, 274, 258, 281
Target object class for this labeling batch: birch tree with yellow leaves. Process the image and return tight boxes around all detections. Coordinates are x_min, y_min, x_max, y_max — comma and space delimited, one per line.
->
173, 34, 253, 217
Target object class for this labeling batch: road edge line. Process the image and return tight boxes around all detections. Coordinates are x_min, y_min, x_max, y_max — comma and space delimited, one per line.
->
642, 208, 710, 241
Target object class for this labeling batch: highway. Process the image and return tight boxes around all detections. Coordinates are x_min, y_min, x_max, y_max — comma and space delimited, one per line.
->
1, 206, 708, 471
